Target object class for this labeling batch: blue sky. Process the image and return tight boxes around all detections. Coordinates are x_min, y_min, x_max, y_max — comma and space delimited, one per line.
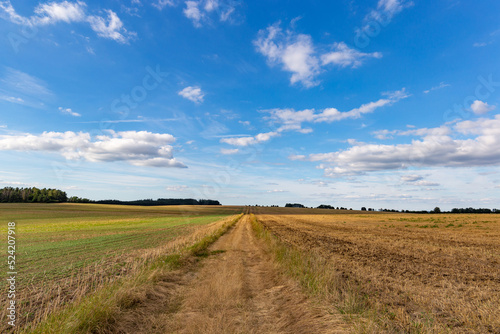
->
1, 0, 500, 210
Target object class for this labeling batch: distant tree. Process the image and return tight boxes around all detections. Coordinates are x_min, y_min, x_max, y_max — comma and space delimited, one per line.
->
317, 204, 335, 209
433, 207, 441, 213
361, 207, 367, 211
285, 203, 305, 208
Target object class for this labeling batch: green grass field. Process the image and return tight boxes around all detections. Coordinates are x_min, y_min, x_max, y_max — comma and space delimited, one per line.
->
0, 203, 244, 332
0, 203, 243, 281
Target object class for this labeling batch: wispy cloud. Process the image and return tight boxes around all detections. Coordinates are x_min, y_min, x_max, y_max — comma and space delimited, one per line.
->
178, 86, 204, 103
254, 22, 382, 87
360, 0, 414, 31
152, 0, 175, 10
220, 89, 409, 147
220, 148, 239, 154
423, 82, 450, 94
166, 185, 189, 191
59, 107, 81, 117
267, 88, 409, 131
321, 42, 382, 68
181, 0, 238, 27
0, 67, 53, 107
0, 1, 134, 43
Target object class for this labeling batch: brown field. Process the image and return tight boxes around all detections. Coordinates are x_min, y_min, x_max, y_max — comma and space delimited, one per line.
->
254, 211, 500, 333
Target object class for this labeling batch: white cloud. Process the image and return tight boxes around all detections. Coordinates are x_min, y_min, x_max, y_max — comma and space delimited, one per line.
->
166, 185, 189, 191
0, 68, 53, 108
220, 131, 279, 147
321, 42, 382, 68
268, 88, 409, 131
58, 107, 81, 117
221, 89, 408, 148
220, 148, 239, 155
181, 0, 237, 26
0, 130, 186, 168
0, 1, 133, 43
295, 114, 500, 177
400, 175, 439, 186
372, 125, 451, 140
400, 175, 423, 182
1, 67, 52, 97
183, 1, 203, 27
33, 1, 86, 25
362, 0, 413, 29
87, 10, 134, 43
255, 23, 382, 87
423, 82, 450, 94
0, 95, 24, 104
413, 180, 439, 187
204, 0, 218, 12
178, 86, 204, 103
239, 120, 251, 127
470, 100, 496, 115
153, 0, 175, 10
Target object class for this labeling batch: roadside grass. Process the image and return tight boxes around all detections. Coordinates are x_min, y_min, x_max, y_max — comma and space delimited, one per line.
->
24, 213, 242, 334
249, 215, 371, 325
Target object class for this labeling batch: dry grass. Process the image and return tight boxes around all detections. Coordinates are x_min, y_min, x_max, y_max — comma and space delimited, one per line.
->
254, 212, 500, 333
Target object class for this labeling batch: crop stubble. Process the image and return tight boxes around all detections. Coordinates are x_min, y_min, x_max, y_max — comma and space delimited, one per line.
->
256, 213, 500, 332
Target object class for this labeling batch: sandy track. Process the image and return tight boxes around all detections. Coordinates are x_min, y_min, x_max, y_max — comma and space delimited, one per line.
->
162, 215, 349, 334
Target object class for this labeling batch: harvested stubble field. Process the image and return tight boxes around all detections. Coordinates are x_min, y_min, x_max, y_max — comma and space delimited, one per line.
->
0, 203, 243, 333
253, 210, 500, 333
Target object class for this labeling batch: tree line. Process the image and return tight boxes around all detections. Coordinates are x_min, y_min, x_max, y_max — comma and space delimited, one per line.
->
0, 187, 68, 203
96, 198, 221, 206
0, 187, 221, 206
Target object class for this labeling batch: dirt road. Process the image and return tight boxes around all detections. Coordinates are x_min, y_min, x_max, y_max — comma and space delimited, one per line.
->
162, 214, 349, 334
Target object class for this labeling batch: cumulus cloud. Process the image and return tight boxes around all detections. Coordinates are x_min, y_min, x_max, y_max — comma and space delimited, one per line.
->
0, 130, 186, 168
178, 86, 204, 103
0, 1, 133, 43
294, 114, 500, 177
254, 22, 381, 87
58, 107, 81, 117
471, 100, 496, 115
220, 131, 280, 147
